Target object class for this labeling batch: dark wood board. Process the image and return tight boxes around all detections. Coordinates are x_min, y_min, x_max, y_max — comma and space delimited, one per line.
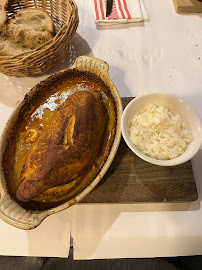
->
173, 0, 202, 13
80, 97, 198, 204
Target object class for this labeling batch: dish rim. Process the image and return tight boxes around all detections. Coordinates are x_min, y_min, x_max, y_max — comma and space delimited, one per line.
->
0, 56, 123, 229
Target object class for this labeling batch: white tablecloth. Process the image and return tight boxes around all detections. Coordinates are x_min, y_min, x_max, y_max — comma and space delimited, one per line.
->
0, 0, 202, 259
71, 0, 202, 260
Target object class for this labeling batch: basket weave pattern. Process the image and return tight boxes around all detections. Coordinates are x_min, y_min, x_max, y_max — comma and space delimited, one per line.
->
0, 0, 79, 76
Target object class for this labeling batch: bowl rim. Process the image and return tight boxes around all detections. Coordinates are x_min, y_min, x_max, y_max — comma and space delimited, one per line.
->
121, 92, 202, 166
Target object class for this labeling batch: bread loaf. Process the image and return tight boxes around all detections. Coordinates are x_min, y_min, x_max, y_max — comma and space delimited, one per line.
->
7, 8, 55, 49
0, 0, 8, 36
0, 36, 31, 56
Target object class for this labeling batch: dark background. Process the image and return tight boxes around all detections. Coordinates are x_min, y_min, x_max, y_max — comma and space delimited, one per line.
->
0, 249, 202, 270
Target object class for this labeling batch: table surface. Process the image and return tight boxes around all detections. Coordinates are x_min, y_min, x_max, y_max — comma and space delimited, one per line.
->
0, 0, 202, 260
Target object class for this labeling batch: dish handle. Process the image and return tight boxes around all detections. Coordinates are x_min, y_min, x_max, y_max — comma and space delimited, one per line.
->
0, 192, 47, 230
70, 56, 109, 81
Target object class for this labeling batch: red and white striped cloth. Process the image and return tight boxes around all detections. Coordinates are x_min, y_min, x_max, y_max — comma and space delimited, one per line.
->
94, 0, 149, 26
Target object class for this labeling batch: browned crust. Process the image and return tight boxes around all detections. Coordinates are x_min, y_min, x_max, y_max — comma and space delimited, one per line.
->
16, 90, 107, 202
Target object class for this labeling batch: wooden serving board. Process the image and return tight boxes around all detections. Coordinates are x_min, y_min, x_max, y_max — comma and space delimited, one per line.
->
80, 97, 198, 204
173, 0, 202, 13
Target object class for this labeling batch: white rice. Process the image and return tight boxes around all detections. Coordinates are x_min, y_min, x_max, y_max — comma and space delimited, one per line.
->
129, 103, 193, 160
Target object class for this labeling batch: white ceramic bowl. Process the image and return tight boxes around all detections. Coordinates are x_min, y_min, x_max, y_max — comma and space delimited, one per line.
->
121, 92, 202, 166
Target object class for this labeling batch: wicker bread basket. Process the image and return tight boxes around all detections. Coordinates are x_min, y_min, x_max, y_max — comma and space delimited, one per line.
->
0, 0, 79, 76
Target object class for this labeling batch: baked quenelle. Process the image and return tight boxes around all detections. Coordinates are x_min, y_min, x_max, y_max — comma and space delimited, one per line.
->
16, 90, 106, 202
3, 69, 117, 210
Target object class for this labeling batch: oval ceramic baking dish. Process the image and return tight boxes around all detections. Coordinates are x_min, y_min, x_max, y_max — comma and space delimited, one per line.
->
0, 56, 122, 229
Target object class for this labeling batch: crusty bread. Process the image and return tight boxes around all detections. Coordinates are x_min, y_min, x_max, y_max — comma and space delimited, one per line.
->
0, 36, 31, 56
0, 0, 8, 36
7, 8, 55, 49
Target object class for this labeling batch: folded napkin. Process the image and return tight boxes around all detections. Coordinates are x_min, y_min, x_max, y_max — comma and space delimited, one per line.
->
94, 0, 149, 27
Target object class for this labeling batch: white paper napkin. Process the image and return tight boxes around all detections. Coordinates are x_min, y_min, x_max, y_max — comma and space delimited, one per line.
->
0, 209, 71, 257
71, 198, 202, 260
94, 0, 149, 28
